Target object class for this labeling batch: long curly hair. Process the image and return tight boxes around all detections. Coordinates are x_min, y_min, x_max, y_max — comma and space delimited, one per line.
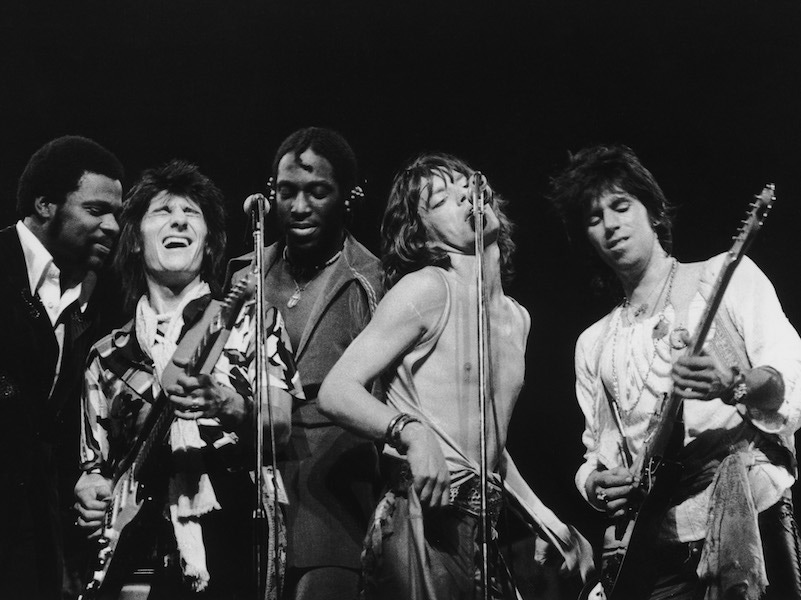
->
381, 152, 516, 289
114, 159, 227, 313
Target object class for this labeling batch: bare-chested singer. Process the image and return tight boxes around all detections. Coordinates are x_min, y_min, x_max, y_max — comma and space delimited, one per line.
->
320, 152, 594, 599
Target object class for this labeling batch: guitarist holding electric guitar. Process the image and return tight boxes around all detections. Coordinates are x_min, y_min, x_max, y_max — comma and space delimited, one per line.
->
73, 160, 304, 600
549, 144, 801, 600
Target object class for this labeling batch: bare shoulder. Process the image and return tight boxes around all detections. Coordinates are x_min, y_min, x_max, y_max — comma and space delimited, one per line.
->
373, 267, 449, 331
384, 267, 448, 309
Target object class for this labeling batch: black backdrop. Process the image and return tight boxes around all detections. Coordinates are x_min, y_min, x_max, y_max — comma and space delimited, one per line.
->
3, 0, 801, 558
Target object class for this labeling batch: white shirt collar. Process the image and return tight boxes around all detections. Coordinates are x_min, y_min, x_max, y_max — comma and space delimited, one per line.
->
15, 220, 95, 311
16, 220, 57, 295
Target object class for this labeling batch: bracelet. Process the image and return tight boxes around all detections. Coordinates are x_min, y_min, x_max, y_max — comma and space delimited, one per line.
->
384, 413, 406, 444
721, 366, 748, 405
385, 413, 421, 453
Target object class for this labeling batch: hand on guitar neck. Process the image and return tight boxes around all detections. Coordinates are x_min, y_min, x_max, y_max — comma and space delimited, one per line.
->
671, 329, 739, 402
166, 356, 249, 429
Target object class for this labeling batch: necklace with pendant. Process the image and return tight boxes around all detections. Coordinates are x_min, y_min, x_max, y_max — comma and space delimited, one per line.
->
611, 258, 677, 418
284, 247, 342, 308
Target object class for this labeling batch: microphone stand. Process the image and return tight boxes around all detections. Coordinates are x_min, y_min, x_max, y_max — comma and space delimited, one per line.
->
470, 172, 491, 600
250, 194, 281, 600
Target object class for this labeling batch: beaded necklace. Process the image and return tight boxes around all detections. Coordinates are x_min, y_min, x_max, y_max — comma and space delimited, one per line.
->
611, 258, 677, 418
283, 246, 342, 308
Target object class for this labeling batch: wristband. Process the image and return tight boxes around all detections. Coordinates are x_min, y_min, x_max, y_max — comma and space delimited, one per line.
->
721, 366, 747, 405
385, 413, 421, 453
384, 413, 406, 443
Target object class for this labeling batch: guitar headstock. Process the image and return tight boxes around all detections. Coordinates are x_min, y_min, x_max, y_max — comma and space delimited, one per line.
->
218, 274, 256, 329
730, 183, 776, 260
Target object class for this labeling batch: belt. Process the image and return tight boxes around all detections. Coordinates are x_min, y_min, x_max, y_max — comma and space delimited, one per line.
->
390, 461, 504, 524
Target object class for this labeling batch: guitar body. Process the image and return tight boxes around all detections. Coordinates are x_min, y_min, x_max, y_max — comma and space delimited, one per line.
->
80, 471, 146, 599
600, 458, 683, 600
79, 458, 171, 600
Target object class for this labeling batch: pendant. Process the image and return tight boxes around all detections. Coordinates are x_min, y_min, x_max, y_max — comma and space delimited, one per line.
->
287, 289, 301, 308
669, 326, 689, 349
653, 316, 669, 340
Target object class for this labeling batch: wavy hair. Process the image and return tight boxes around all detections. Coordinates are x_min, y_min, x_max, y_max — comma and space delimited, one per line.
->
114, 159, 227, 313
547, 144, 674, 294
381, 152, 516, 289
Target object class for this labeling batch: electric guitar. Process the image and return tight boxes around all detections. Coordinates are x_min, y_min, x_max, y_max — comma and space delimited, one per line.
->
79, 275, 255, 600
591, 184, 777, 600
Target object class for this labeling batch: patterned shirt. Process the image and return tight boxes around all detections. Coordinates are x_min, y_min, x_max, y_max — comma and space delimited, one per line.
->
80, 293, 303, 476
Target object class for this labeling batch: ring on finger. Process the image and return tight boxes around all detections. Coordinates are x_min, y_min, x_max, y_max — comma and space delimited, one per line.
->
596, 489, 608, 503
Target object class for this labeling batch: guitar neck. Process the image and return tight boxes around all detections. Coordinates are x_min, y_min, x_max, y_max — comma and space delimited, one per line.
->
645, 253, 740, 462
644, 188, 775, 463
112, 308, 227, 484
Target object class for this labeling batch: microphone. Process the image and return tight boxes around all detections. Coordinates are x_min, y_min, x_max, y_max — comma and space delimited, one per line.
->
243, 193, 271, 238
243, 193, 271, 217
468, 172, 491, 210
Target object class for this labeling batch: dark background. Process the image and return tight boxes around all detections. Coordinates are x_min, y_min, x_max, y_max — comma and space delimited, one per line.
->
2, 0, 801, 568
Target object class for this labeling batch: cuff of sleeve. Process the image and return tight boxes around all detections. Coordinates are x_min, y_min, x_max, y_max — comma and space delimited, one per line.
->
576, 463, 604, 511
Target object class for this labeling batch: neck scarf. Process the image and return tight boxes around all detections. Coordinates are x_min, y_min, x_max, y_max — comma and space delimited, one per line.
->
135, 281, 220, 592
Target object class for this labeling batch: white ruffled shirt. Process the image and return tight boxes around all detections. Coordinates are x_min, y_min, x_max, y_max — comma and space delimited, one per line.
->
575, 254, 801, 542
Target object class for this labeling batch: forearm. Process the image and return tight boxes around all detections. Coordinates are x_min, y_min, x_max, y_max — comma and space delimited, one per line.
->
319, 374, 397, 441
723, 257, 801, 430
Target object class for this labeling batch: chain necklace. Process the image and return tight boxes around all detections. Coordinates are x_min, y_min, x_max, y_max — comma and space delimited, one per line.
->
283, 247, 342, 308
625, 269, 669, 318
611, 258, 677, 418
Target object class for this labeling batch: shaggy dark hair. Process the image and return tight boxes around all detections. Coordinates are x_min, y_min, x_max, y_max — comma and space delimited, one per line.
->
381, 152, 516, 289
17, 135, 124, 217
114, 159, 227, 312
271, 126, 361, 213
547, 144, 675, 293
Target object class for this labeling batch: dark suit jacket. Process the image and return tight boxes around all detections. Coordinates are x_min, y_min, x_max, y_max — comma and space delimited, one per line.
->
0, 225, 121, 599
